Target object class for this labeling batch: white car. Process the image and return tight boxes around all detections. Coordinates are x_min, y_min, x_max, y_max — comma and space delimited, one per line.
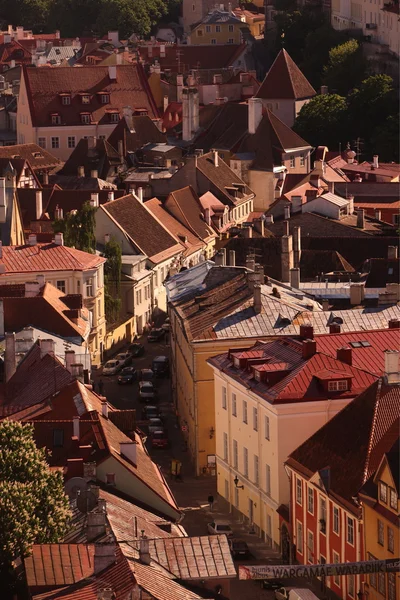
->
115, 352, 132, 367
148, 418, 164, 434
102, 360, 121, 375
207, 521, 233, 536
139, 381, 157, 401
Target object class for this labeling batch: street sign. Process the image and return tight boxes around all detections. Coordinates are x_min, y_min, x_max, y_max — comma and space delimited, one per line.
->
239, 558, 400, 580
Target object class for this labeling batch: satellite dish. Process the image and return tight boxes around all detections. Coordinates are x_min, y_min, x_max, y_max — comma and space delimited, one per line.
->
76, 489, 97, 514
65, 477, 88, 500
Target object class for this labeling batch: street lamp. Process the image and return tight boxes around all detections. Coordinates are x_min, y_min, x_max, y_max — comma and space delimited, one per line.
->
234, 476, 244, 489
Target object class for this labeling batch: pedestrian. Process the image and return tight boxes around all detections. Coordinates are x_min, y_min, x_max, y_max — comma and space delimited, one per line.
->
98, 379, 104, 396
208, 494, 214, 511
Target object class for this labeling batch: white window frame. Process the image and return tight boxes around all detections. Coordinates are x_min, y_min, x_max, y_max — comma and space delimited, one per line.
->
390, 487, 397, 509
347, 516, 354, 546
67, 136, 76, 149
61, 95, 71, 105
380, 482, 388, 503
333, 551, 340, 586
333, 506, 340, 534
296, 478, 302, 505
56, 280, 66, 293
307, 487, 314, 514
38, 137, 46, 149
243, 447, 248, 478
242, 400, 247, 424
51, 137, 60, 149
81, 113, 91, 124
223, 432, 228, 461
253, 406, 258, 431
222, 386, 227, 410
290, 155, 295, 168
265, 463, 271, 496
296, 520, 303, 554
328, 380, 348, 391
300, 153, 305, 167
233, 439, 238, 469
307, 530, 314, 563
254, 454, 259, 485
232, 393, 237, 416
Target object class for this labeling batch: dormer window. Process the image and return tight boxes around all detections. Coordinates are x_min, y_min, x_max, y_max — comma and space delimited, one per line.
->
51, 113, 61, 125
390, 488, 397, 509
109, 111, 119, 123
60, 94, 71, 105
100, 93, 110, 104
81, 113, 91, 124
81, 94, 90, 104
327, 380, 348, 392
380, 482, 388, 503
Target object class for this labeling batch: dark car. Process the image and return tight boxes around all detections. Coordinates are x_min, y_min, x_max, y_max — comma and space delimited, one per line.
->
129, 343, 145, 357
139, 368, 154, 381
147, 328, 165, 343
152, 356, 170, 377
228, 538, 250, 559
261, 579, 285, 590
117, 367, 137, 385
150, 430, 169, 449
142, 405, 162, 420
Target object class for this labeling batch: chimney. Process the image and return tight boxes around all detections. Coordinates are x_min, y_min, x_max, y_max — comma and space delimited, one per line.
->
320, 85, 328, 95
52, 231, 64, 247
283, 220, 289, 236
35, 190, 43, 220
289, 268, 300, 289
243, 225, 252, 238
5, 332, 16, 382
65, 350, 76, 373
73, 416, 80, 439
54, 205, 63, 220
302, 339, 316, 359
254, 219, 264, 237
87, 503, 107, 541
71, 363, 84, 380
327, 181, 335, 194
384, 350, 400, 384
182, 86, 199, 142
104, 234, 110, 244
245, 256, 255, 272
102, 402, 109, 418
0, 178, 5, 223
214, 251, 224, 266
337, 346, 352, 365
108, 65, 117, 81
98, 588, 114, 600
204, 207, 211, 226
265, 214, 274, 224
220, 247, 226, 266
78, 166, 85, 177
120, 442, 137, 465
284, 205, 291, 220
229, 249, 236, 267
25, 281, 40, 297
350, 283, 364, 306
28, 233, 37, 246
163, 95, 169, 113
388, 319, 400, 329
107, 191, 114, 202
388, 246, 398, 260
373, 155, 379, 169
354, 173, 362, 182
373, 208, 382, 221
356, 209, 365, 229
347, 195, 354, 215
213, 150, 219, 167
293, 226, 301, 268
39, 338, 55, 358
300, 324, 314, 339
94, 544, 117, 575
139, 538, 151, 565
89, 193, 99, 208
83, 462, 96, 481
90, 169, 98, 179
248, 97, 263, 135
322, 299, 329, 311
255, 263, 264, 284
281, 233, 294, 283
329, 323, 341, 334
254, 284, 262, 314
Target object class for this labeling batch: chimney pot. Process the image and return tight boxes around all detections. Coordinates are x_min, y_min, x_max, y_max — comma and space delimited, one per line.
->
373, 155, 379, 169
302, 339, 316, 359
337, 346, 352, 365
229, 249, 236, 266
39, 338, 55, 358
388, 319, 400, 329
356, 209, 365, 229
73, 416, 80, 440
28, 233, 37, 246
329, 323, 341, 334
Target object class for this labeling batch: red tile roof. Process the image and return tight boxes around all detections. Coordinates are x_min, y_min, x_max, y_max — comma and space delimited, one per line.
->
23, 64, 159, 127
25, 544, 95, 587
164, 186, 217, 242
0, 143, 61, 170
0, 242, 105, 275
0, 40, 31, 71
257, 49, 316, 100
131, 561, 203, 600
138, 43, 247, 72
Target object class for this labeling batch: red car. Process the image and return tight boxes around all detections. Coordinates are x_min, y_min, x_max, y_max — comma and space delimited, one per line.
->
151, 430, 169, 449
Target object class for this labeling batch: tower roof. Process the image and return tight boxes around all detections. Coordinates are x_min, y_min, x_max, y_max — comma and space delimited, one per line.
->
257, 49, 316, 100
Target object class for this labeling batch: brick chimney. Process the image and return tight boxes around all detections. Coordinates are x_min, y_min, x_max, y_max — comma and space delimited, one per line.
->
388, 319, 400, 329
281, 233, 294, 283
65, 350, 76, 373
302, 339, 316, 359
289, 268, 300, 289
337, 346, 352, 365
384, 350, 400, 384
248, 97, 263, 134
139, 538, 151, 565
87, 501, 107, 541
94, 544, 117, 574
254, 284, 262, 314
350, 283, 364, 306
329, 323, 341, 334
39, 338, 55, 358
300, 324, 314, 339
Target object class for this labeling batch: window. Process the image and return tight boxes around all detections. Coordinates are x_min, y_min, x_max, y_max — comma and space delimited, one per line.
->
307, 530, 314, 563
68, 136, 76, 148
81, 95, 90, 104
51, 137, 60, 149
320, 496, 327, 532
290, 155, 295, 168
51, 114, 61, 125
110, 112, 119, 123
228, 38, 234, 43
101, 94, 110, 104
205, 25, 211, 32
378, 571, 386, 596
296, 521, 303, 554
216, 25, 221, 32
296, 478, 302, 505
390, 488, 398, 510
369, 552, 377, 588
53, 429, 64, 447
254, 454, 259, 485
265, 415, 270, 440
328, 380, 348, 392
242, 400, 247, 423
388, 573, 396, 600
378, 519, 384, 545
136, 289, 142, 305
348, 572, 355, 598
333, 551, 340, 586
300, 153, 305, 167
77, 280, 81, 294
61, 95, 71, 105
253, 407, 258, 431
56, 280, 66, 293
265, 463, 271, 495
223, 432, 228, 461
98, 299, 101, 317
380, 482, 388, 503
222, 386, 227, 409
388, 526, 394, 553
85, 278, 94, 297
38, 137, 46, 149
233, 439, 238, 469
106, 473, 116, 485
211, 38, 217, 44
267, 515, 272, 540
347, 516, 354, 545
333, 506, 340, 534
197, 29, 203, 36
228, 24, 234, 31
243, 447, 248, 477
307, 487, 314, 514
232, 393, 237, 416
81, 113, 90, 124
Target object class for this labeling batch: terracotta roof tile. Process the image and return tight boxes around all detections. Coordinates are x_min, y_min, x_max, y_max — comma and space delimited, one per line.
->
164, 186, 216, 242
138, 43, 246, 72
0, 143, 61, 170
257, 49, 316, 100
196, 152, 253, 206
108, 115, 166, 156
25, 544, 95, 586
131, 561, 203, 600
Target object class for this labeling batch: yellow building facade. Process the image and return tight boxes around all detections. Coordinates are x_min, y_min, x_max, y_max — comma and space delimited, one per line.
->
189, 11, 244, 45
359, 451, 399, 600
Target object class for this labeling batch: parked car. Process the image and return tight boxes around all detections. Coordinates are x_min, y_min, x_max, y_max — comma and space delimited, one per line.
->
102, 360, 121, 376
142, 405, 161, 420
207, 521, 233, 536
117, 367, 137, 385
128, 343, 145, 357
115, 352, 132, 367
261, 579, 284, 590
152, 356, 170, 377
147, 328, 165, 342
139, 381, 157, 402
147, 418, 164, 434
139, 368, 154, 381
150, 430, 169, 449
228, 538, 250, 559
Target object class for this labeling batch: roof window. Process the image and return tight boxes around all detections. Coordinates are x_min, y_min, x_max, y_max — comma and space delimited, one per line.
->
80, 94, 91, 104
59, 94, 71, 105
99, 93, 110, 104
51, 113, 61, 125
349, 340, 371, 348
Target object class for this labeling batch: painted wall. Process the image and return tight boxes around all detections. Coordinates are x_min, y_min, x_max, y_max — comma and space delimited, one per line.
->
189, 23, 242, 45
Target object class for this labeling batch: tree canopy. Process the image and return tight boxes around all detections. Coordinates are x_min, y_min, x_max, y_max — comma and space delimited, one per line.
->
53, 201, 96, 253
103, 237, 122, 325
293, 93, 347, 150
323, 39, 368, 95
0, 420, 70, 572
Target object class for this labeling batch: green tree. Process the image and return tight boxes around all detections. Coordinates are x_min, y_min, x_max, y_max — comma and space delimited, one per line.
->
103, 238, 122, 325
300, 23, 346, 89
0, 421, 70, 588
323, 39, 368, 95
0, 0, 52, 32
293, 93, 347, 149
370, 114, 400, 163
53, 202, 96, 253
